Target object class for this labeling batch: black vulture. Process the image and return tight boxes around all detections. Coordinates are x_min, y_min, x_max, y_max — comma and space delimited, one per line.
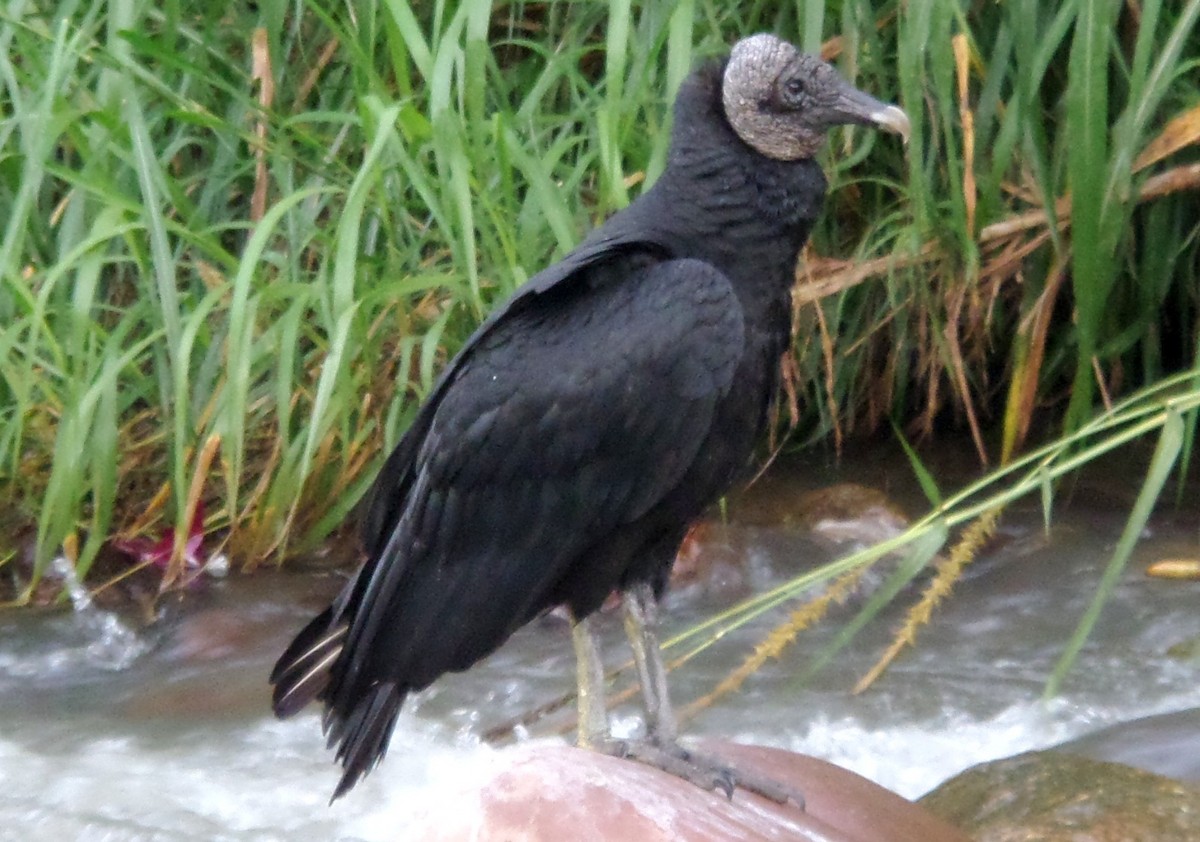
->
271, 33, 909, 802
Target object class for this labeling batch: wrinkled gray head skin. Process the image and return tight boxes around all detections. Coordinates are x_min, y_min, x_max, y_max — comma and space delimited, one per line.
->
722, 33, 910, 160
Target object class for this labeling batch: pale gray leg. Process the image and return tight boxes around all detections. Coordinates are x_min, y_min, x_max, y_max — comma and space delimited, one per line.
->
571, 615, 610, 748
623, 581, 678, 743
571, 598, 737, 794
617, 581, 805, 808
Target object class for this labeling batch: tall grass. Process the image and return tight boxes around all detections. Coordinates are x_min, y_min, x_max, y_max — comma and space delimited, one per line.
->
1, 0, 1197, 602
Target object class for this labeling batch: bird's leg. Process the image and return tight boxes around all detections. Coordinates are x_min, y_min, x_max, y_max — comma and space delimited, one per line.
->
622, 580, 677, 743
572, 602, 738, 790
571, 615, 610, 748
618, 581, 805, 808
570, 594, 730, 793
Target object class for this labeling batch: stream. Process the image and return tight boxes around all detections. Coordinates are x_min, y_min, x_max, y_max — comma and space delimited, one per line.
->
2, 439, 1198, 840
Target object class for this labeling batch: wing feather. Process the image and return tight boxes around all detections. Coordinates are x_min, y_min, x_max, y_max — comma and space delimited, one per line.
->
272, 256, 745, 795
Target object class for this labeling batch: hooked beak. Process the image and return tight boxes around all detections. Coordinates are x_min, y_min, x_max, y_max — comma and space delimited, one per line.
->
830, 85, 911, 144
868, 104, 911, 143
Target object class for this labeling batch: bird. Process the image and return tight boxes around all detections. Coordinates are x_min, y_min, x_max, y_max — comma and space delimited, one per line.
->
270, 32, 909, 803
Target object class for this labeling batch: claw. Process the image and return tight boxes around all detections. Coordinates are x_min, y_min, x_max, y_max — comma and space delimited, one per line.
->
588, 737, 805, 809
713, 769, 736, 800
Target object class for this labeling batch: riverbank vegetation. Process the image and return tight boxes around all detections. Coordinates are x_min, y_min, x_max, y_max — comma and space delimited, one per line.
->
2, 0, 1198, 609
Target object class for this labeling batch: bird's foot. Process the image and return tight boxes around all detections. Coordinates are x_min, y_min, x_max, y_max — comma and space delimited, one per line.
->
590, 737, 805, 808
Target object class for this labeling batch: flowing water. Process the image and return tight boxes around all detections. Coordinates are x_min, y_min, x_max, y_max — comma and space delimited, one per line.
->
2, 440, 1198, 840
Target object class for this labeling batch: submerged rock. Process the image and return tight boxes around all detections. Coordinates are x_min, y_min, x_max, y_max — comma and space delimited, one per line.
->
1057, 708, 1200, 783
730, 481, 912, 540
920, 750, 1200, 841
789, 483, 913, 548
412, 739, 968, 841
669, 482, 917, 599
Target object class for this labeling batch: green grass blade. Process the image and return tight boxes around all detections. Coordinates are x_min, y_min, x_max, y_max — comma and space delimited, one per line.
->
892, 422, 943, 506
1063, 0, 1122, 429
1045, 406, 1185, 696
800, 521, 949, 682
221, 186, 335, 520
600, 0, 633, 209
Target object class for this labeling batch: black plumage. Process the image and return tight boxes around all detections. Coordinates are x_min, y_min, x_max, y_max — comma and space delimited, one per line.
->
271, 33, 908, 800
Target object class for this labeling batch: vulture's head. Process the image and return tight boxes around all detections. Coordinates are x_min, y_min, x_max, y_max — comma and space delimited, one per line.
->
722, 33, 910, 161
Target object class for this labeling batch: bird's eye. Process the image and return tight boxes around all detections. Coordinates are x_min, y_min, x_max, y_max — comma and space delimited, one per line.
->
776, 75, 810, 107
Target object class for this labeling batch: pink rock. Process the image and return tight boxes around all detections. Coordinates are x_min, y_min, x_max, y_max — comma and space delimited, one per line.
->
413, 740, 968, 842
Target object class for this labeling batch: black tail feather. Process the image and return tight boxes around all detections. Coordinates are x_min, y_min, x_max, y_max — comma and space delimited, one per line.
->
272, 607, 408, 798
326, 682, 405, 801
270, 607, 347, 718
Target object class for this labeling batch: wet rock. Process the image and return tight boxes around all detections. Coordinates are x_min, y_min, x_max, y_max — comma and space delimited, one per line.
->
1166, 636, 1200, 661
121, 607, 284, 719
162, 607, 265, 661
1055, 708, 1200, 784
732, 481, 911, 539
413, 740, 969, 841
671, 521, 755, 596
790, 483, 912, 547
919, 750, 1200, 841
121, 573, 346, 721
122, 662, 272, 720
669, 482, 916, 598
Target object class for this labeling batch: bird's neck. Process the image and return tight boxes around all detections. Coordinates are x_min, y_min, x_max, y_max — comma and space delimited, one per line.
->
652, 148, 825, 271
641, 65, 827, 327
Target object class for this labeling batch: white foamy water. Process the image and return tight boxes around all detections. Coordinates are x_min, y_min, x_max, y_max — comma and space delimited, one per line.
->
5, 684, 1200, 842
783, 691, 1200, 798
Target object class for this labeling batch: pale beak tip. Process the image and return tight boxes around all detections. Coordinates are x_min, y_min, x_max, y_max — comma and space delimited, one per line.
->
871, 105, 911, 144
